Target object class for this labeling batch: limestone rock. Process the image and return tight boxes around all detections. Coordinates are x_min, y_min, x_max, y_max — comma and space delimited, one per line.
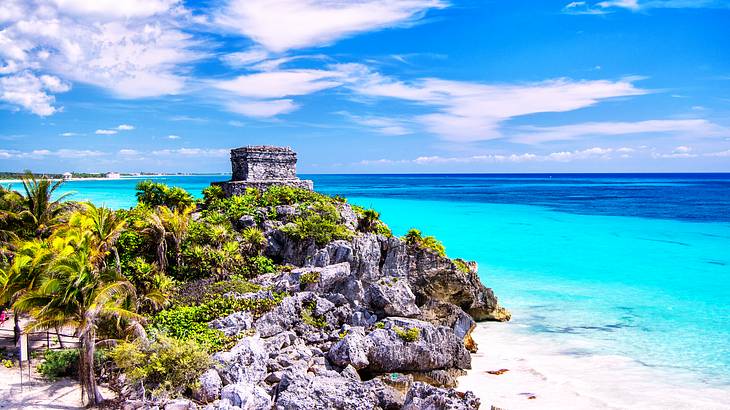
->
220, 382, 271, 409
213, 335, 268, 385
419, 300, 478, 352
274, 373, 379, 410
193, 369, 223, 403
326, 327, 370, 369
364, 318, 470, 373
402, 382, 480, 410
366, 278, 421, 318
164, 399, 196, 410
210, 311, 254, 337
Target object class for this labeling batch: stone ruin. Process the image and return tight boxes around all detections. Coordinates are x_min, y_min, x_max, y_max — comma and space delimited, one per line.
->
215, 146, 313, 196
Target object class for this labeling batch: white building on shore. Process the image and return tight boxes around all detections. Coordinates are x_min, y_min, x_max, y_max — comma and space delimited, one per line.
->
105, 172, 121, 179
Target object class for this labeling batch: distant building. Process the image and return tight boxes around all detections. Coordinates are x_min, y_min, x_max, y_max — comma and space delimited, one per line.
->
62, 172, 73, 180
105, 172, 121, 179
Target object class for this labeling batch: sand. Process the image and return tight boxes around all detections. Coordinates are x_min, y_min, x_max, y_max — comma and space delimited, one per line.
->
459, 322, 730, 410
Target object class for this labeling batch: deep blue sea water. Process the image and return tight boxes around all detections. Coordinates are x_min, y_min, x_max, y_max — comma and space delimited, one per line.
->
5, 173, 730, 386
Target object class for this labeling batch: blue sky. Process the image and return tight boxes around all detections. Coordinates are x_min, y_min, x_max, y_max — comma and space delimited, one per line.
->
0, 0, 729, 173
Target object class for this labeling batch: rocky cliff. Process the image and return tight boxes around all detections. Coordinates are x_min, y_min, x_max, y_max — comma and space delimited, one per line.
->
119, 192, 510, 410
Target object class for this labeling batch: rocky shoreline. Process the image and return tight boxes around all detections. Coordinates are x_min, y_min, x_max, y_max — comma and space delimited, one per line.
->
118, 197, 510, 410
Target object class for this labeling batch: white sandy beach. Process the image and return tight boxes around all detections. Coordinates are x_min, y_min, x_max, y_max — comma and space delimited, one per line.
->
460, 322, 730, 410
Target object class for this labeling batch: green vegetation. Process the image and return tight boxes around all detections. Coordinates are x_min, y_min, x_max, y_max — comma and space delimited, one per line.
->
404, 228, 446, 257
301, 299, 327, 328
353, 206, 393, 237
299, 271, 320, 285
283, 202, 353, 246
37, 349, 79, 379
454, 258, 470, 273
110, 334, 211, 400
135, 180, 194, 210
394, 326, 421, 342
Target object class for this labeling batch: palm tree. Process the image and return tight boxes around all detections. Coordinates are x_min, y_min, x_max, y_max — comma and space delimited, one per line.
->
139, 210, 168, 271
0, 239, 58, 343
157, 205, 192, 267
83, 203, 126, 273
14, 230, 139, 406
359, 209, 380, 233
18, 172, 72, 238
0, 185, 24, 249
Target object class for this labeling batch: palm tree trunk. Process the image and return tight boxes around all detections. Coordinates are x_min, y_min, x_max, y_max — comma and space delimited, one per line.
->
79, 329, 103, 406
13, 310, 20, 345
55, 326, 65, 348
113, 247, 121, 275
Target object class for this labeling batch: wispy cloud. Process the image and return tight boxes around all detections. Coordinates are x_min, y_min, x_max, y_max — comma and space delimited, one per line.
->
338, 111, 413, 136
167, 135, 181, 140
116, 124, 135, 131
0, 148, 106, 159
151, 148, 229, 157
339, 63, 648, 142
563, 0, 730, 14
512, 119, 728, 144
95, 129, 118, 135
213, 0, 447, 52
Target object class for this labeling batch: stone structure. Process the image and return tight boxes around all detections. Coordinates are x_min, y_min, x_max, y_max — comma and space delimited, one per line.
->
215, 146, 313, 195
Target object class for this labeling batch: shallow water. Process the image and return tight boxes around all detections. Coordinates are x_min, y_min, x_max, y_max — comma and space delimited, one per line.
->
7, 173, 730, 389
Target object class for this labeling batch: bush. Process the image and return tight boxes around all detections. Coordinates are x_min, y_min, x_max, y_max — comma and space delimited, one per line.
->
453, 258, 470, 273
135, 181, 194, 210
299, 271, 320, 285
37, 349, 78, 379
403, 229, 446, 257
282, 202, 352, 246
394, 326, 420, 342
301, 299, 327, 328
153, 292, 286, 352
110, 334, 211, 400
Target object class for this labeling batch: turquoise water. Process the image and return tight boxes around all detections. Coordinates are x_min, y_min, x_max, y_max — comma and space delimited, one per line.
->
5, 174, 729, 386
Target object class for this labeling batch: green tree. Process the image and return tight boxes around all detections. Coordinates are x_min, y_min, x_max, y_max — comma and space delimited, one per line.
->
13, 225, 139, 406
19, 172, 73, 238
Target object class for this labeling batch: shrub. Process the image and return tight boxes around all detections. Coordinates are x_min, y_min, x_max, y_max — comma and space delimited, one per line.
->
301, 299, 327, 328
403, 229, 446, 257
299, 271, 320, 285
153, 292, 286, 352
37, 349, 79, 379
2, 359, 13, 368
110, 334, 211, 400
394, 326, 420, 342
202, 185, 226, 203
453, 258, 470, 273
282, 202, 352, 246
135, 181, 194, 210
240, 227, 267, 256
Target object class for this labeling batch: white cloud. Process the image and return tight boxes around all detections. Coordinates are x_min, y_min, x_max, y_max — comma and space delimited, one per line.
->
0, 0, 202, 112
228, 120, 245, 127
220, 48, 270, 68
213, 0, 447, 52
564, 0, 729, 14
360, 147, 620, 165
0, 148, 106, 159
167, 135, 180, 139
59, 132, 77, 137
513, 119, 727, 144
0, 71, 70, 116
704, 149, 730, 157
226, 99, 298, 118
95, 129, 118, 135
151, 148, 229, 157
213, 69, 344, 99
340, 64, 648, 142
338, 111, 412, 136
118, 149, 139, 156
116, 124, 135, 131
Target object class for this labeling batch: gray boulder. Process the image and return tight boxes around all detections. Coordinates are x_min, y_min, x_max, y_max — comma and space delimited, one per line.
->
164, 399, 196, 410
220, 382, 271, 409
237, 215, 256, 229
193, 369, 223, 403
213, 335, 268, 385
366, 278, 421, 318
274, 373, 379, 410
326, 327, 370, 369
296, 262, 364, 306
402, 382, 480, 410
210, 311, 254, 337
419, 300, 478, 352
364, 318, 470, 373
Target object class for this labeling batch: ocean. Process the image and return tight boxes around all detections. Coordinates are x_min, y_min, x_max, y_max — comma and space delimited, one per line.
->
6, 173, 730, 390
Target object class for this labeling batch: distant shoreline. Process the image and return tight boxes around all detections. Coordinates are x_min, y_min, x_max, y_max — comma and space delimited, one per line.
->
0, 174, 231, 184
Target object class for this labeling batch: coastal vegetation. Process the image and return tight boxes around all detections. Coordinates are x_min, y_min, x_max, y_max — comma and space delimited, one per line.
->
0, 172, 503, 409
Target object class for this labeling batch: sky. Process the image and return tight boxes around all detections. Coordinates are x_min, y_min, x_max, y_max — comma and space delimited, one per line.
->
0, 0, 729, 174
